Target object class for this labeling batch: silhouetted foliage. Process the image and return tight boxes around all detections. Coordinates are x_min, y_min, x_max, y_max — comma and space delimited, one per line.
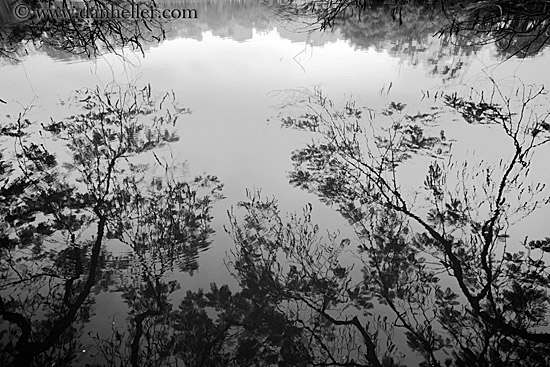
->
2, 2, 550, 366
268, 0, 550, 58
439, 0, 550, 58
225, 191, 395, 367
0, 83, 223, 366
90, 278, 314, 366
243, 81, 550, 365
0, 0, 167, 60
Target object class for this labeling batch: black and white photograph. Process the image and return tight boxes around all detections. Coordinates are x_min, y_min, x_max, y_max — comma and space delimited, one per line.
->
1, 1, 550, 366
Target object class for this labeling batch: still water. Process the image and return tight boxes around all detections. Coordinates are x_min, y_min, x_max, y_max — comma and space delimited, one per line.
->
1, 0, 550, 365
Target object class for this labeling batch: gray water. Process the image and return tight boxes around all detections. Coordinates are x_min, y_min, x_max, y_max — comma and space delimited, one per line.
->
1, 0, 550, 365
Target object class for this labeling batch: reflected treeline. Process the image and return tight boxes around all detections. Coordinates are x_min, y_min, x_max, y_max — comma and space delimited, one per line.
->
167, 0, 272, 40
440, 0, 550, 58
271, 0, 550, 58
0, 83, 223, 366
3, 0, 546, 82
0, 0, 168, 60
2, 2, 550, 367
0, 0, 287, 62
3, 1, 548, 81
0, 0, 300, 62
176, 0, 550, 61
332, 3, 480, 81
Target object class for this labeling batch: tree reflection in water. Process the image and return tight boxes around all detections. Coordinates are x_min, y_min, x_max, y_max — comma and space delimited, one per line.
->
4, 83, 544, 367
1, 1, 550, 366
272, 82, 550, 366
0, 83, 223, 366
0, 0, 274, 62
269, 0, 550, 59
0, 0, 167, 59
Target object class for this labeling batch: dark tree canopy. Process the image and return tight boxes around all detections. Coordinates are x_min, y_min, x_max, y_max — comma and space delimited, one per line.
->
1, 1, 550, 367
268, 0, 550, 58
0, 83, 223, 366
267, 81, 550, 366
0, 0, 168, 60
78, 82, 550, 367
